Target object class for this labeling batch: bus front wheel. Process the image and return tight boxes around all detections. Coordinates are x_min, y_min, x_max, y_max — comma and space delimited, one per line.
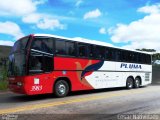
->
54, 80, 69, 97
126, 77, 134, 89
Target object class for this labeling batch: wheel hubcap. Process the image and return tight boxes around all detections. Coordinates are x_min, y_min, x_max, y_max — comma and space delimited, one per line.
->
128, 81, 133, 88
135, 80, 139, 87
58, 84, 66, 95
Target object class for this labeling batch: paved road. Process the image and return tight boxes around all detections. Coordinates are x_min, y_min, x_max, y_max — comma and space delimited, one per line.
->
0, 85, 160, 120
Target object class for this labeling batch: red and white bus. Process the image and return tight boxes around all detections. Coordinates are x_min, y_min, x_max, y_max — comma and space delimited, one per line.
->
8, 34, 152, 97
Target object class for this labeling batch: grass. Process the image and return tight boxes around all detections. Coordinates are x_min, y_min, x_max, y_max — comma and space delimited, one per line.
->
0, 80, 8, 90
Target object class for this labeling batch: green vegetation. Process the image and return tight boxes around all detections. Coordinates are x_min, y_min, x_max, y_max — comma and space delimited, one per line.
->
0, 65, 9, 90
152, 53, 160, 61
153, 64, 160, 69
1, 66, 8, 80
0, 45, 11, 90
0, 80, 8, 90
136, 48, 160, 61
0, 45, 12, 59
136, 48, 156, 52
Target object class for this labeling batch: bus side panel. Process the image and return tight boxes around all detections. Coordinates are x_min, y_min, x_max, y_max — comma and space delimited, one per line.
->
115, 62, 152, 86
54, 57, 102, 91
24, 73, 55, 95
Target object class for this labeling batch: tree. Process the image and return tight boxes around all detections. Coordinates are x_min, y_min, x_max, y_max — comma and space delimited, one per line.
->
136, 48, 160, 61
0, 57, 8, 81
136, 48, 156, 52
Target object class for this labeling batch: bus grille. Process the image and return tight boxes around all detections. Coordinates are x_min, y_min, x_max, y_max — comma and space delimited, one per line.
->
145, 73, 150, 81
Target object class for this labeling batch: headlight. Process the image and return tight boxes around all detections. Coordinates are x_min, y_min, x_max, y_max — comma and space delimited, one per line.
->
17, 82, 23, 86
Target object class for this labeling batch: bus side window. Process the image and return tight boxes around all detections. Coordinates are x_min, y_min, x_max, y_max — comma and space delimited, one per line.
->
43, 55, 53, 72
96, 46, 105, 60
41, 38, 54, 54
144, 54, 150, 64
110, 49, 116, 61
116, 50, 121, 61
128, 52, 133, 62
55, 40, 66, 55
32, 39, 41, 51
147, 55, 151, 64
29, 54, 43, 74
78, 43, 87, 57
121, 50, 126, 62
31, 38, 54, 54
138, 53, 142, 63
66, 42, 76, 56
105, 48, 110, 60
130, 52, 134, 63
89, 45, 96, 58
29, 53, 53, 74
133, 52, 138, 63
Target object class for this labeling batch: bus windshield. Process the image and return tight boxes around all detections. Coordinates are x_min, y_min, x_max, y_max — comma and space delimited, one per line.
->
8, 52, 26, 76
11, 37, 28, 53
8, 37, 29, 76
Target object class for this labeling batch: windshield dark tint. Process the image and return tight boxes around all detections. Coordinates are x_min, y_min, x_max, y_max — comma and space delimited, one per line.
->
11, 37, 29, 53
8, 52, 26, 76
31, 37, 54, 54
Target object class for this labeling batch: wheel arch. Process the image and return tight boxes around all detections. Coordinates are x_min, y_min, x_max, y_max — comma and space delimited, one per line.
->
127, 76, 134, 81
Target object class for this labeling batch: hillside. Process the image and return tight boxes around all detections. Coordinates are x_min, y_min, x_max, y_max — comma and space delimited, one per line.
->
0, 45, 12, 58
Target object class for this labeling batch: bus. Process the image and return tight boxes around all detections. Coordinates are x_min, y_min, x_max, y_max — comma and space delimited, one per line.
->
8, 34, 152, 97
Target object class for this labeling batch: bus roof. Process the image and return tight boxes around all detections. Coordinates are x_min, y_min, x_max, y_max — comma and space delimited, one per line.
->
33, 34, 152, 55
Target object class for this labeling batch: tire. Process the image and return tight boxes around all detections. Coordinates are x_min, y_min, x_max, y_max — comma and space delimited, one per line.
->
126, 77, 134, 89
54, 80, 69, 97
134, 78, 140, 88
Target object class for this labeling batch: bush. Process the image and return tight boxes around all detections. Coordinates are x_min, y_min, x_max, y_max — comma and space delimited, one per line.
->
153, 64, 160, 70
0, 64, 8, 90
0, 81, 8, 90
1, 65, 8, 81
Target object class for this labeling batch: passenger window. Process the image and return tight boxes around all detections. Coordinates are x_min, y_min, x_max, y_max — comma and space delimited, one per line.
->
105, 48, 115, 61
110, 49, 116, 61
96, 46, 105, 59
121, 50, 126, 62
138, 53, 142, 63
29, 54, 43, 74
41, 38, 53, 53
128, 52, 133, 62
32, 39, 41, 51
66, 42, 75, 56
43, 55, 53, 72
144, 54, 150, 64
55, 40, 66, 55
31, 38, 53, 54
78, 43, 87, 57
116, 50, 121, 61
133, 53, 138, 63
147, 55, 151, 64
105, 48, 110, 60
29, 52, 53, 74
89, 45, 96, 58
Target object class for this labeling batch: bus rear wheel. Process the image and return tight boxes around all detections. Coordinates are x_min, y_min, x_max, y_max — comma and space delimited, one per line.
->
134, 78, 140, 88
126, 77, 134, 89
54, 80, 69, 97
